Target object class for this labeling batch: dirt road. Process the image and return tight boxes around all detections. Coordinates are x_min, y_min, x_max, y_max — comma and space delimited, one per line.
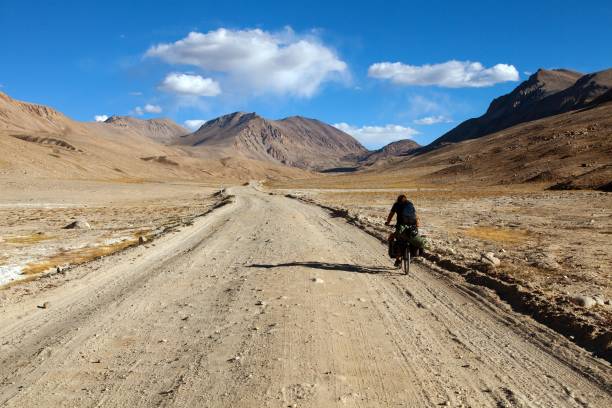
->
1, 186, 610, 407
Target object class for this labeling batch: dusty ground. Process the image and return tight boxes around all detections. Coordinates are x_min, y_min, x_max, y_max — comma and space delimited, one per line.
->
0, 186, 610, 407
267, 181, 612, 352
271, 187, 611, 301
0, 178, 220, 289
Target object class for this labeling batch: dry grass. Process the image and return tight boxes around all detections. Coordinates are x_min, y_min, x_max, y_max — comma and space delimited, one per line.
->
5, 232, 54, 245
109, 177, 148, 184
317, 189, 522, 203
463, 226, 531, 245
0, 274, 39, 290
266, 170, 548, 192
22, 238, 138, 275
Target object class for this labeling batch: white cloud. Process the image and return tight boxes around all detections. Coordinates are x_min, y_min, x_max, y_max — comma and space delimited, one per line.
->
146, 27, 347, 97
160, 73, 221, 96
368, 60, 519, 88
132, 104, 162, 115
129, 91, 143, 96
413, 115, 453, 125
333, 123, 419, 148
144, 104, 162, 113
94, 114, 109, 122
184, 119, 207, 130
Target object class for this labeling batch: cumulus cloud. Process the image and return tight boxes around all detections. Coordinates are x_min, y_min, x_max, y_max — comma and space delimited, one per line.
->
145, 104, 162, 113
94, 114, 109, 122
146, 28, 347, 97
413, 115, 453, 125
333, 123, 419, 148
184, 119, 208, 130
160, 73, 221, 96
368, 60, 519, 88
132, 104, 162, 115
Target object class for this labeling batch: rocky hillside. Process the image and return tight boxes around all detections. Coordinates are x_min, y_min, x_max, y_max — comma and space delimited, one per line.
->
178, 112, 367, 170
0, 92, 73, 133
104, 116, 188, 145
373, 98, 612, 190
0, 92, 307, 182
431, 68, 612, 146
360, 139, 420, 165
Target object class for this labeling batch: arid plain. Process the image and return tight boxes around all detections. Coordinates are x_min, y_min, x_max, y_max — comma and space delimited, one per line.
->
1, 67, 611, 406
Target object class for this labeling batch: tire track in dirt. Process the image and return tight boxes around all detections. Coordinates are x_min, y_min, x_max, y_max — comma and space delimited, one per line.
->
0, 186, 610, 407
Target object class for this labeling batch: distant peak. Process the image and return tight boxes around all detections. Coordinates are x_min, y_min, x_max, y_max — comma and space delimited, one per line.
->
279, 115, 320, 124
530, 68, 583, 82
104, 115, 126, 123
200, 111, 263, 130
228, 111, 258, 118
282, 115, 308, 120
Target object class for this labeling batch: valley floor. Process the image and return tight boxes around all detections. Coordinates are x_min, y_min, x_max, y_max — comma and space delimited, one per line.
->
268, 181, 612, 345
1, 186, 610, 407
0, 178, 220, 289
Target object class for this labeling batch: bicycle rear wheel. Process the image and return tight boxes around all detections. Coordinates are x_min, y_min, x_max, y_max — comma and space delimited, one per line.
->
403, 246, 410, 274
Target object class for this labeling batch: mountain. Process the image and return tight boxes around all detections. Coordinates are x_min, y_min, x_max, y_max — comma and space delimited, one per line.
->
0, 92, 307, 182
178, 112, 367, 170
365, 97, 612, 189
360, 139, 420, 166
0, 91, 73, 133
104, 116, 188, 145
591, 88, 612, 105
431, 68, 612, 146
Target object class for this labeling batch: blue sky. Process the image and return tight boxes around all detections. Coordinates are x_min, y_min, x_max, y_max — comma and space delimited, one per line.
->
1, 0, 611, 149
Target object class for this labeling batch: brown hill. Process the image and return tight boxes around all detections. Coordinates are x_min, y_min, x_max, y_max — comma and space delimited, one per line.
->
0, 92, 73, 133
431, 68, 612, 146
104, 116, 188, 145
361, 139, 420, 165
368, 100, 612, 190
0, 92, 307, 182
178, 112, 367, 170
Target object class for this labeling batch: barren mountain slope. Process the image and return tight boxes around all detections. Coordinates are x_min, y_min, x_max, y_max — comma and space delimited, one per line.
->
360, 139, 420, 166
0, 93, 307, 182
432, 68, 612, 146
104, 115, 188, 145
178, 112, 367, 170
381, 101, 612, 188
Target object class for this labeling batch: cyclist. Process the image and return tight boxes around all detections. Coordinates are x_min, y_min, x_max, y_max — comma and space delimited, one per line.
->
385, 194, 418, 267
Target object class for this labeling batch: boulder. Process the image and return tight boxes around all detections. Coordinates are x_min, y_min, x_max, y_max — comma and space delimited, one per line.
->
592, 295, 606, 306
481, 252, 501, 266
571, 295, 597, 308
63, 220, 91, 230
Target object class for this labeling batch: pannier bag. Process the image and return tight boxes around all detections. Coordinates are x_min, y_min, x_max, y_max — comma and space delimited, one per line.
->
388, 238, 406, 258
396, 224, 428, 250
408, 234, 427, 250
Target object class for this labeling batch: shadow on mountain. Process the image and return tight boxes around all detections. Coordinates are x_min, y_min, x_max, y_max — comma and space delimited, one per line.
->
320, 167, 359, 173
247, 261, 394, 274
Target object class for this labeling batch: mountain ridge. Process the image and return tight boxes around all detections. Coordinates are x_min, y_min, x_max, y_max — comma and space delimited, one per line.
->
430, 68, 612, 146
0, 92, 308, 182
178, 111, 368, 170
104, 115, 188, 145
